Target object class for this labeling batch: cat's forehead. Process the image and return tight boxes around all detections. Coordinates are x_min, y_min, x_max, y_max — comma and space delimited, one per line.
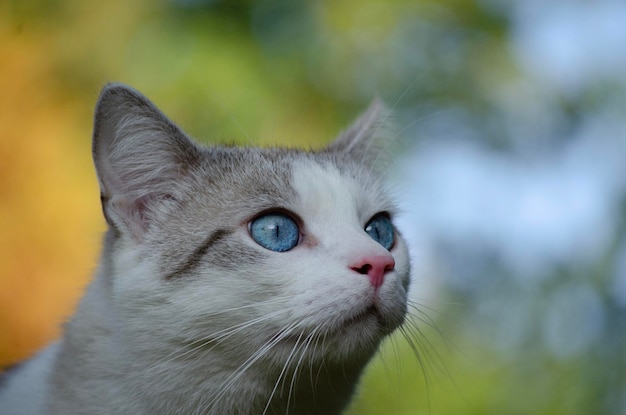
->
197, 147, 392, 220
290, 157, 393, 223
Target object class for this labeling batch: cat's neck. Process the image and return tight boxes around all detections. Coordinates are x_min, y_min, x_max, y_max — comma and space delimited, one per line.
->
47, 270, 367, 415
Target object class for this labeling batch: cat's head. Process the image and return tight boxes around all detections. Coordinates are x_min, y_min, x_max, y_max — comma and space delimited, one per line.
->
92, 84, 410, 370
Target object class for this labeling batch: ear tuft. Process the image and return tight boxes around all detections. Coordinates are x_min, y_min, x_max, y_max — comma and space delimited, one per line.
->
326, 99, 393, 169
93, 83, 201, 239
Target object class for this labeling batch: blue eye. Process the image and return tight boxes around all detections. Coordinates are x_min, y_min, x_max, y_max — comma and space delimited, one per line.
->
250, 213, 299, 252
365, 214, 395, 250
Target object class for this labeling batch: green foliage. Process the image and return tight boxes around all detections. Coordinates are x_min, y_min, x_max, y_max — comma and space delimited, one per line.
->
3, 1, 624, 413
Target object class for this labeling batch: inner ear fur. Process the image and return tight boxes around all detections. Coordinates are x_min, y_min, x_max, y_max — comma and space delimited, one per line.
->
92, 83, 202, 239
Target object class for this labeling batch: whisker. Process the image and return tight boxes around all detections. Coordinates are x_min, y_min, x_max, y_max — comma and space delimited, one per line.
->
262, 328, 307, 415
229, 113, 252, 145
312, 331, 328, 390
286, 327, 320, 413
209, 296, 294, 315
407, 300, 457, 355
150, 296, 294, 367
152, 308, 290, 369
401, 300, 460, 400
387, 75, 424, 114
203, 321, 302, 414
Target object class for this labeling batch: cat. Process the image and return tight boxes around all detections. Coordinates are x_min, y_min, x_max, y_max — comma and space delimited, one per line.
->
0, 83, 411, 415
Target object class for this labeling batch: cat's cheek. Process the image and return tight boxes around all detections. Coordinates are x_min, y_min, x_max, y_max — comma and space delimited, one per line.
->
378, 279, 410, 328
390, 238, 411, 292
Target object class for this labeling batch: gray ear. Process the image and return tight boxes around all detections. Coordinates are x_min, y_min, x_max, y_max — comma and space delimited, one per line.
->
326, 99, 392, 168
92, 83, 201, 239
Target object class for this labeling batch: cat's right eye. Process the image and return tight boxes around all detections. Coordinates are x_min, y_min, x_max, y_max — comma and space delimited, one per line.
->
250, 213, 299, 252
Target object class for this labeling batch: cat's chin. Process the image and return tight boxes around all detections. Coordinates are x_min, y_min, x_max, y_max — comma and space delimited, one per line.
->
325, 307, 398, 361
269, 303, 402, 364
333, 303, 391, 337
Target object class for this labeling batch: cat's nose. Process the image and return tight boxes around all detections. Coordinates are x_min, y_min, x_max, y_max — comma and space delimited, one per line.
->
350, 254, 395, 289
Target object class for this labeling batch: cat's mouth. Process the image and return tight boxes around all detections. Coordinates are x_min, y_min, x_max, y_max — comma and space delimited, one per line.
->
336, 301, 404, 339
270, 304, 386, 346
338, 304, 382, 331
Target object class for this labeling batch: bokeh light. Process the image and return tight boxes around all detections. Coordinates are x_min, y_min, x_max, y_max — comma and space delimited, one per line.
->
1, 1, 625, 414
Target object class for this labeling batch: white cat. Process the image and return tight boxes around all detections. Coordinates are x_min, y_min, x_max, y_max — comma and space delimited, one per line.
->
0, 84, 411, 415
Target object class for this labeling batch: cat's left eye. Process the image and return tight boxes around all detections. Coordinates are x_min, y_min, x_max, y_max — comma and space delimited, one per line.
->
365, 214, 395, 251
250, 213, 299, 252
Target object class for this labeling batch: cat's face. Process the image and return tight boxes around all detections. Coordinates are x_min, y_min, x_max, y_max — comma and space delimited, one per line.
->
93, 84, 410, 371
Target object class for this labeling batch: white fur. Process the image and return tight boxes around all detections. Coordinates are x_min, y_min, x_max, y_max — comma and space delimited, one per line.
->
286, 160, 410, 340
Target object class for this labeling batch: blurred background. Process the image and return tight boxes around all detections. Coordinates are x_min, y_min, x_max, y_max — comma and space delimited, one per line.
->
1, 0, 625, 413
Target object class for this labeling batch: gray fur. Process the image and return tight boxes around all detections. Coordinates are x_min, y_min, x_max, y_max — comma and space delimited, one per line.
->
0, 84, 411, 415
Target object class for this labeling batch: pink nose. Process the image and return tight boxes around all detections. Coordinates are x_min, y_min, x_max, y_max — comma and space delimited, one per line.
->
350, 254, 396, 288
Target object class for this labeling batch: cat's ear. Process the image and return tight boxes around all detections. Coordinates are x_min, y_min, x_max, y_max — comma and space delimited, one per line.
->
326, 99, 392, 169
92, 83, 201, 240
